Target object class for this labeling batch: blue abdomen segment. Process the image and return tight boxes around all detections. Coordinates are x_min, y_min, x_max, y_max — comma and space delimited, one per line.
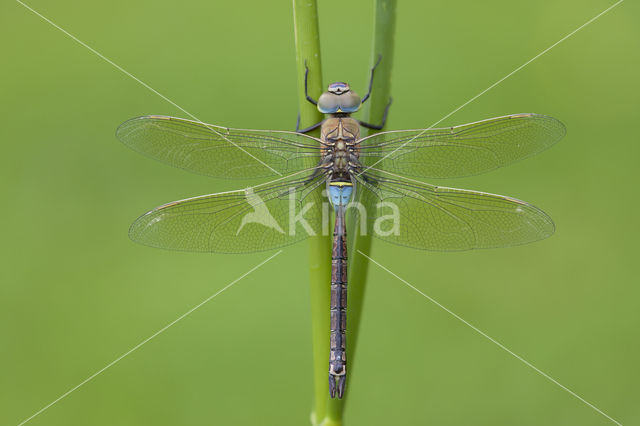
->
328, 182, 353, 208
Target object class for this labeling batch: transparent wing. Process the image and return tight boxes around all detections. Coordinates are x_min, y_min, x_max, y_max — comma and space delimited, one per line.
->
117, 115, 324, 179
129, 168, 328, 253
354, 169, 554, 251
357, 114, 565, 178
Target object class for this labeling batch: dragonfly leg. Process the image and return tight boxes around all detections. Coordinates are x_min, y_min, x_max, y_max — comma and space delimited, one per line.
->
361, 54, 383, 104
357, 97, 393, 130
296, 115, 324, 134
304, 60, 318, 106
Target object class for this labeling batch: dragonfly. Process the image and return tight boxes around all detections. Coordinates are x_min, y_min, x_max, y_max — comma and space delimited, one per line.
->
117, 60, 565, 399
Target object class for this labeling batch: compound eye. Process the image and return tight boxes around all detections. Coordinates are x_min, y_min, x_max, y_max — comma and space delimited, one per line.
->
339, 92, 361, 112
317, 89, 362, 113
318, 93, 341, 113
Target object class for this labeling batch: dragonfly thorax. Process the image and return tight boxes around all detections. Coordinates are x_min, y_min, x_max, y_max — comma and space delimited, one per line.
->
321, 116, 361, 175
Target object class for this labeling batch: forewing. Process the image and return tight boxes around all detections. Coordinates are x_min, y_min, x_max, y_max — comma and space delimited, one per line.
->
129, 169, 328, 253
355, 169, 554, 251
117, 115, 323, 178
357, 114, 565, 178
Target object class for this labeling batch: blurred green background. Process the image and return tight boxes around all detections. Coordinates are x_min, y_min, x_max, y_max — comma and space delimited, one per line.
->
1, 0, 638, 424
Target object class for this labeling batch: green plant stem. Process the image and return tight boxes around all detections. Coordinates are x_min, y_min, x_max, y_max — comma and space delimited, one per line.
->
361, 0, 397, 142
294, 1, 396, 424
292, 1, 331, 425
326, 0, 397, 422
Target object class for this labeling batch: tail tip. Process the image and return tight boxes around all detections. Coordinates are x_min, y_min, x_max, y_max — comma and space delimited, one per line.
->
329, 375, 346, 399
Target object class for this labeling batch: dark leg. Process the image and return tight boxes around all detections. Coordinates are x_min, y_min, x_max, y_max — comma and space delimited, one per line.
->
296, 61, 322, 133
360, 54, 383, 104
357, 97, 392, 130
304, 61, 318, 106
296, 112, 324, 134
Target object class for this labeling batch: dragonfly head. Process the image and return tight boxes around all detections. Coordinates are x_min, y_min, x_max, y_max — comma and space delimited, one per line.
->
318, 82, 362, 114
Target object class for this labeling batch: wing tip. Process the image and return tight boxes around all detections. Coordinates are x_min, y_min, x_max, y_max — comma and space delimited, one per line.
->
517, 201, 556, 242
116, 115, 151, 140
116, 115, 181, 140
522, 113, 567, 141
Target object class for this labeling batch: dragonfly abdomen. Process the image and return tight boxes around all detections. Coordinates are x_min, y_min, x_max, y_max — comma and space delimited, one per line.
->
329, 202, 348, 399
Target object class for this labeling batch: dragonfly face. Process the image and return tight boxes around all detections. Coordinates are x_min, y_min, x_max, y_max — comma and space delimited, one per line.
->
317, 82, 362, 114
327, 82, 350, 94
